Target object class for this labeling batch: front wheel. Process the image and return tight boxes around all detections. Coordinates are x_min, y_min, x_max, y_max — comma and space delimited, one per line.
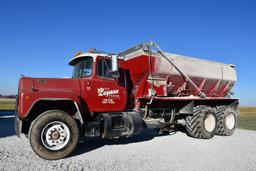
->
29, 110, 79, 160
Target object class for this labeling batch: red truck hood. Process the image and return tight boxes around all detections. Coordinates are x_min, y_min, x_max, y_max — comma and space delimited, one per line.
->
17, 77, 81, 118
19, 77, 81, 94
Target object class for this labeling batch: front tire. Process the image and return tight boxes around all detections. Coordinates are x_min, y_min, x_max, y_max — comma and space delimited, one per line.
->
186, 105, 217, 139
215, 106, 237, 136
29, 110, 79, 160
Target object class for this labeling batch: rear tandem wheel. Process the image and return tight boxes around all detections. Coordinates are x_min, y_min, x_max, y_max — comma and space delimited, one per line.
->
186, 105, 217, 139
214, 106, 237, 136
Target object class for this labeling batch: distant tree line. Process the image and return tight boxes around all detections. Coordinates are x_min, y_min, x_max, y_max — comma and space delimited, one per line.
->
0, 94, 16, 98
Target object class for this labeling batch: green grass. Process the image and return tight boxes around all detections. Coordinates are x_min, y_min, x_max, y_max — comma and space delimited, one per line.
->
0, 98, 15, 110
0, 98, 255, 130
238, 107, 256, 130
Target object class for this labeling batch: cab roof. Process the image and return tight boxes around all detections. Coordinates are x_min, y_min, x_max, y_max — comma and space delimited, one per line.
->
69, 52, 108, 66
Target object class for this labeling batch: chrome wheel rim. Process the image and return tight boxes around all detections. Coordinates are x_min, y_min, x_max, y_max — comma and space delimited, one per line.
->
204, 114, 216, 132
41, 121, 70, 151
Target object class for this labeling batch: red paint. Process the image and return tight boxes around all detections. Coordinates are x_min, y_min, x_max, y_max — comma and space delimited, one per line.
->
17, 51, 237, 119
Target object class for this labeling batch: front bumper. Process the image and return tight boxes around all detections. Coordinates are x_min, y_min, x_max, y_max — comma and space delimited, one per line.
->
14, 95, 22, 138
14, 112, 22, 138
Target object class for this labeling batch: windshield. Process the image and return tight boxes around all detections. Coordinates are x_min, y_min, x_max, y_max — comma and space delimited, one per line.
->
72, 57, 93, 78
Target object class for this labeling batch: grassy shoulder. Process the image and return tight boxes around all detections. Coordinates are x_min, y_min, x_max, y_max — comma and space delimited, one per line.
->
0, 98, 255, 130
238, 107, 256, 130
0, 98, 15, 110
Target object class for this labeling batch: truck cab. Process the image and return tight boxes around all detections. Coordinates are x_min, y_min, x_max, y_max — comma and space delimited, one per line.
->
69, 52, 127, 113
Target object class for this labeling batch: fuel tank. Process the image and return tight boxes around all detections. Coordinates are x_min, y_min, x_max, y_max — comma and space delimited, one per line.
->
119, 45, 237, 98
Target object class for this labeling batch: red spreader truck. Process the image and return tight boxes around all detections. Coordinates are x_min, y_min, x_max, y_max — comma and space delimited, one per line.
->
15, 41, 239, 160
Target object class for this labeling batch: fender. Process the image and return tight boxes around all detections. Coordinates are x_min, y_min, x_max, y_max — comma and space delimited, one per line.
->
16, 97, 85, 137
22, 98, 83, 124
19, 90, 83, 119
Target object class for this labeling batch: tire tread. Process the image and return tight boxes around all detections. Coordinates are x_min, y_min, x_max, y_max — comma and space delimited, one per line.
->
186, 105, 216, 139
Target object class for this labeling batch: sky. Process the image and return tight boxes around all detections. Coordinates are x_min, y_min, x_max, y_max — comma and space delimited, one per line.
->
0, 0, 255, 105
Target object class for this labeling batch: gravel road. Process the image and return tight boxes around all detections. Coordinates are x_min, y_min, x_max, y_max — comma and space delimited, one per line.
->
0, 116, 256, 171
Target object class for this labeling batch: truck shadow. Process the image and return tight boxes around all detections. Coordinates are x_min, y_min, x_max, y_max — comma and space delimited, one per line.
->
73, 129, 178, 157
0, 118, 15, 138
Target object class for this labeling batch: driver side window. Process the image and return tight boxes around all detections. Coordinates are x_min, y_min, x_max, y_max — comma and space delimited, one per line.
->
97, 58, 113, 78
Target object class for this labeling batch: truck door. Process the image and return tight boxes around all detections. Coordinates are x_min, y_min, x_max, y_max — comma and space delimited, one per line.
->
92, 57, 127, 112
74, 57, 95, 111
